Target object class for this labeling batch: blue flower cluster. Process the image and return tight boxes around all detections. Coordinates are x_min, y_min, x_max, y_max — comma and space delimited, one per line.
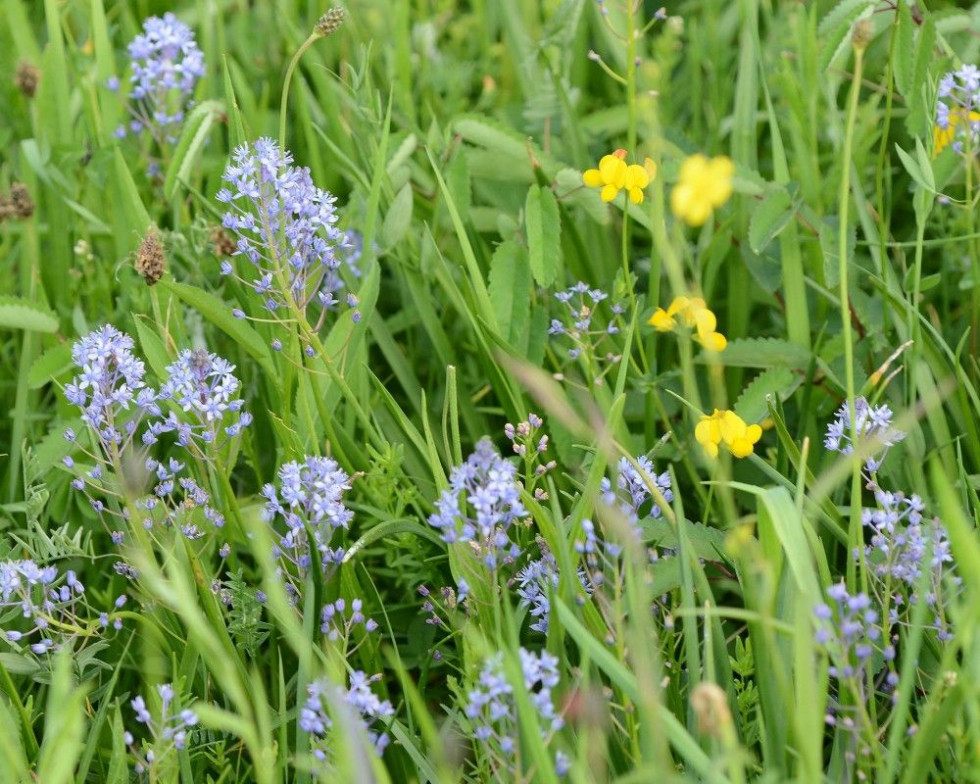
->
262, 456, 352, 590
300, 672, 395, 763
601, 455, 673, 525
824, 396, 905, 472
135, 456, 226, 540
428, 438, 527, 569
320, 597, 379, 643
516, 546, 591, 635
814, 583, 891, 680
147, 349, 252, 450
935, 64, 980, 155
125, 683, 199, 775
217, 138, 358, 333
0, 560, 87, 655
64, 325, 159, 452
112, 13, 205, 145
548, 282, 625, 375
464, 648, 567, 775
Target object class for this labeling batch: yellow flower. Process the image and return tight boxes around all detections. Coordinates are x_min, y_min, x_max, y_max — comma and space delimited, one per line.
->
934, 110, 980, 156
584, 149, 657, 204
647, 296, 727, 351
670, 154, 735, 227
695, 409, 761, 459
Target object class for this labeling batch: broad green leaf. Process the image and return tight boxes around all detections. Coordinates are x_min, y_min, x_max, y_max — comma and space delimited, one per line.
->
895, 142, 935, 193
734, 367, 802, 423
525, 185, 560, 287
906, 16, 935, 136
893, 0, 914, 96
818, 0, 874, 72
28, 341, 72, 388
698, 337, 811, 369
488, 240, 532, 346
0, 296, 58, 333
748, 187, 795, 253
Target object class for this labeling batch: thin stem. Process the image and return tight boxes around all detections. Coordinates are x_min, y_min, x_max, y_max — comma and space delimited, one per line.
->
279, 34, 319, 150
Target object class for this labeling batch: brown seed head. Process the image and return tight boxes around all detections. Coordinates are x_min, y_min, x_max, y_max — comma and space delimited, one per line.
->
315, 7, 346, 37
15, 61, 40, 98
690, 682, 732, 737
0, 182, 35, 221
210, 225, 237, 257
852, 18, 873, 51
136, 226, 166, 285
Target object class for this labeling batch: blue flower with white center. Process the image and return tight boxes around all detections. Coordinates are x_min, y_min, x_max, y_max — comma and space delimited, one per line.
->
115, 14, 204, 146
262, 456, 352, 589
146, 348, 251, 451
216, 138, 359, 330
428, 438, 527, 569
824, 396, 904, 473
65, 326, 160, 452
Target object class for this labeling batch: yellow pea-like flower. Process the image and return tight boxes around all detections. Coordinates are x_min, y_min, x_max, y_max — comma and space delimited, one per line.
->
584, 149, 657, 204
695, 409, 761, 459
647, 296, 726, 351
670, 154, 735, 227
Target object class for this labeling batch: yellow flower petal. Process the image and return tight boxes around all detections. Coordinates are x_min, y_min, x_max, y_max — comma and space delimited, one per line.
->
628, 187, 644, 204
624, 164, 651, 190
600, 183, 620, 202
701, 331, 727, 352
745, 424, 762, 444
599, 155, 627, 188
583, 168, 603, 187
693, 307, 717, 340
648, 309, 675, 331
729, 437, 754, 458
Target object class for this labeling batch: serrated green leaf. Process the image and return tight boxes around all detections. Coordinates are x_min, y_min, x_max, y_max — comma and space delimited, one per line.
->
734, 367, 802, 423
158, 279, 275, 378
28, 341, 72, 388
749, 188, 795, 253
894, 1, 914, 96
0, 296, 58, 333
488, 240, 532, 347
164, 100, 222, 200
642, 518, 729, 561
525, 185, 560, 287
382, 183, 414, 248
701, 337, 811, 369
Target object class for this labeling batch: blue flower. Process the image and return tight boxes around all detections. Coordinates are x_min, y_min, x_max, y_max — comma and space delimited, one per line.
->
301, 672, 394, 763
118, 14, 204, 146
216, 138, 358, 328
428, 438, 527, 569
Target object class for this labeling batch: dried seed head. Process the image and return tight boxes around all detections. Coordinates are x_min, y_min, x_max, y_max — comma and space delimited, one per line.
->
15, 61, 40, 98
0, 182, 35, 222
690, 682, 732, 737
135, 227, 165, 285
315, 7, 346, 37
851, 18, 873, 51
209, 225, 237, 257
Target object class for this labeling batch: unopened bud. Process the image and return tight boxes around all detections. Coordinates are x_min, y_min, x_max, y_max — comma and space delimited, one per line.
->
852, 18, 873, 51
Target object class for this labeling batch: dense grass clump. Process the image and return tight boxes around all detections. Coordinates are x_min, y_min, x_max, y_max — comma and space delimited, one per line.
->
2, 1, 980, 781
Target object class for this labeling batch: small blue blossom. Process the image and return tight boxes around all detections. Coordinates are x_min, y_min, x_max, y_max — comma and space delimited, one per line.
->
65, 326, 159, 452
320, 597, 379, 645
300, 672, 395, 763
601, 455, 673, 525
0, 560, 87, 655
428, 438, 527, 569
262, 456, 352, 593
824, 397, 905, 472
115, 13, 204, 147
935, 64, 980, 154
464, 648, 566, 775
125, 683, 199, 775
549, 282, 626, 381
813, 584, 886, 680
146, 348, 251, 450
216, 138, 358, 328
516, 548, 591, 634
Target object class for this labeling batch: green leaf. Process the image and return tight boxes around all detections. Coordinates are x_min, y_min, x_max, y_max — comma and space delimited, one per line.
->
381, 182, 414, 248
701, 337, 811, 369
893, 1, 914, 96
748, 188, 795, 253
642, 518, 728, 561
28, 341, 72, 388
112, 147, 151, 238
894, 142, 935, 193
488, 240, 532, 346
734, 367, 802, 423
164, 100, 223, 200
0, 296, 58, 333
525, 185, 560, 287
906, 16, 935, 136
158, 280, 275, 378
133, 317, 173, 382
